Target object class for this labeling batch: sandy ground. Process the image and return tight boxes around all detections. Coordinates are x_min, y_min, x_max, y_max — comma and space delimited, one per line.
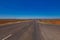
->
0, 19, 32, 24
39, 19, 60, 25
0, 19, 32, 26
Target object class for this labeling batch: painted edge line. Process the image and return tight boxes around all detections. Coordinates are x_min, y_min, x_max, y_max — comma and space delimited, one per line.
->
2, 34, 12, 40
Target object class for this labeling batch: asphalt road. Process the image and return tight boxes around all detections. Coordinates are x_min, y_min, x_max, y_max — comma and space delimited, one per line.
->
39, 23, 60, 40
0, 20, 60, 40
0, 20, 40, 40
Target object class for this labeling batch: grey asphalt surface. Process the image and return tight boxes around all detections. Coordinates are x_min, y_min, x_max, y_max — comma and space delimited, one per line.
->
0, 20, 60, 40
0, 20, 40, 40
39, 23, 60, 40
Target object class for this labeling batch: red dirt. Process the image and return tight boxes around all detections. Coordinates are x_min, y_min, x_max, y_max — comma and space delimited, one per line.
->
40, 19, 60, 25
0, 19, 27, 24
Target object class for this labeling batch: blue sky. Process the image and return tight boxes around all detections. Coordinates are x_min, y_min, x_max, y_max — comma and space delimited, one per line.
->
0, 0, 60, 19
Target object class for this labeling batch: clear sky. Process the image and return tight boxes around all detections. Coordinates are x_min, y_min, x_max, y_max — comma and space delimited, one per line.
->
0, 0, 60, 19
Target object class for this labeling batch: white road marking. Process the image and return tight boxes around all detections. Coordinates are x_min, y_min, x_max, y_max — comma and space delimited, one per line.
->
2, 34, 12, 40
